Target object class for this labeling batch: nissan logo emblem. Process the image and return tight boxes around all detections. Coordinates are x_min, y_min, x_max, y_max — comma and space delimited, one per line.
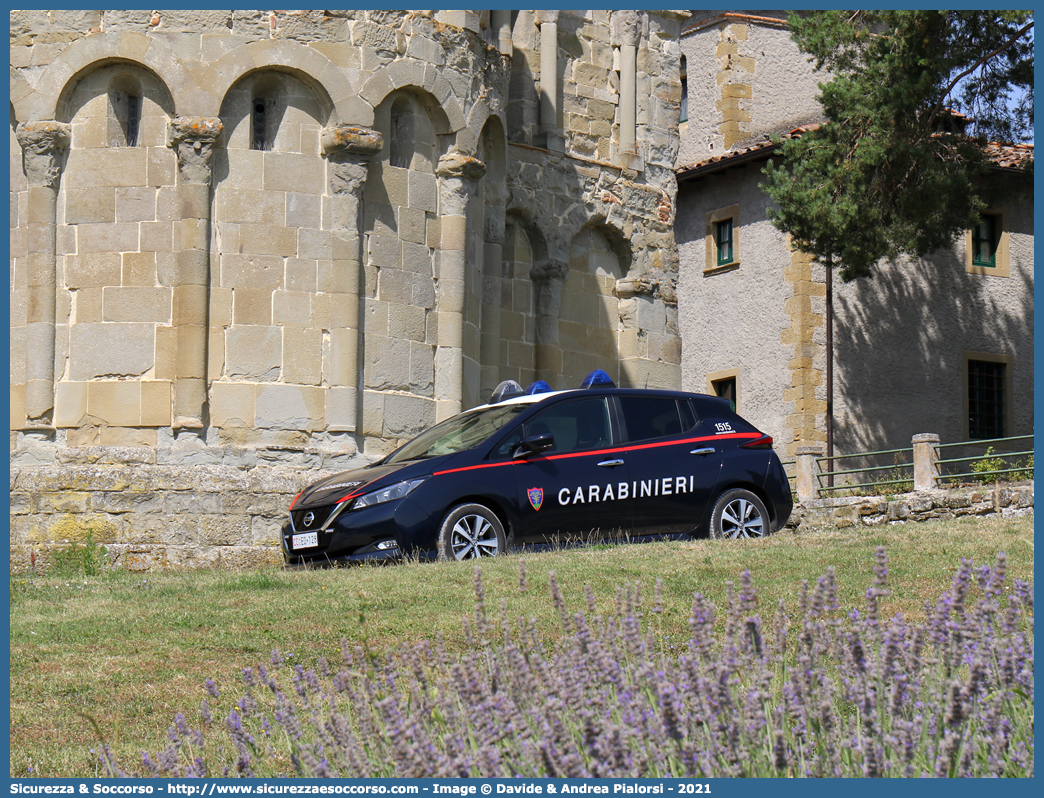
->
303, 512, 315, 527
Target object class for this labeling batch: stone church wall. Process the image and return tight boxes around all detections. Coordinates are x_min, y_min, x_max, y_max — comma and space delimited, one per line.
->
10, 10, 687, 567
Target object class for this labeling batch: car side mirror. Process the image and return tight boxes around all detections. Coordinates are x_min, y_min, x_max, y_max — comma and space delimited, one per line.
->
513, 433, 554, 459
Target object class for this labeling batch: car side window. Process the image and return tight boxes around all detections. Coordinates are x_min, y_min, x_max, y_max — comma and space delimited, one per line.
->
524, 397, 611, 454
618, 396, 688, 443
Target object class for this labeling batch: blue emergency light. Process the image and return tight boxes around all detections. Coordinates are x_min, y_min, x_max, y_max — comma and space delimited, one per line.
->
580, 369, 616, 389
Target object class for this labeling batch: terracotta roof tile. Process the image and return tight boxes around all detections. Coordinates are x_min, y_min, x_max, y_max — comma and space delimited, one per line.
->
677, 125, 1033, 179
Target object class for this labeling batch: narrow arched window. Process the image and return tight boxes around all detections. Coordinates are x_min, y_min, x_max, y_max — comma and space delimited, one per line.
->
251, 98, 268, 151
390, 97, 415, 168
108, 75, 143, 147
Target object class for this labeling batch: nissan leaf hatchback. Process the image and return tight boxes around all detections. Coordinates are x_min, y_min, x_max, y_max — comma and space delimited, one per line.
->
282, 372, 793, 564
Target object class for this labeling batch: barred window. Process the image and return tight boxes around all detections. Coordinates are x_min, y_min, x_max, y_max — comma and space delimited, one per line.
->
967, 359, 1005, 439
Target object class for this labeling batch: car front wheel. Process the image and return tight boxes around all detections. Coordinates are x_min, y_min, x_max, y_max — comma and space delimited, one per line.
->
437, 503, 507, 561
709, 489, 769, 539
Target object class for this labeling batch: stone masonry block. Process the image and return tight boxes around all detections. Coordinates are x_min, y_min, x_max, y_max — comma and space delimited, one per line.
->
408, 170, 438, 213
64, 252, 121, 289
122, 252, 157, 286
255, 384, 325, 431
238, 224, 298, 258
263, 152, 325, 194
366, 335, 412, 391
273, 291, 312, 328
221, 254, 284, 290
381, 165, 409, 207
224, 326, 281, 381
102, 287, 172, 323
286, 258, 318, 293
76, 222, 139, 254
88, 380, 141, 426
140, 381, 171, 427
283, 328, 323, 385
115, 186, 157, 223
70, 323, 154, 380
326, 386, 358, 432
64, 148, 148, 188
299, 228, 333, 260
383, 393, 436, 440
54, 381, 89, 428
65, 187, 115, 224
217, 189, 285, 226
233, 289, 274, 325
210, 381, 256, 428
287, 193, 322, 229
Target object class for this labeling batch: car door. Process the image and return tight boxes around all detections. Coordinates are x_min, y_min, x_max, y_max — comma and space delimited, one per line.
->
511, 395, 634, 544
616, 394, 725, 536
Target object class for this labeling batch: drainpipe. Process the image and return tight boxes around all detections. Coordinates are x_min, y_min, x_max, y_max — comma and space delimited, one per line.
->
825, 253, 834, 487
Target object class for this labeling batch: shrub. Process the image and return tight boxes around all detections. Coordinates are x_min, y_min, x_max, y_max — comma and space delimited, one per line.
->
971, 447, 1009, 484
49, 532, 109, 578
106, 551, 1033, 778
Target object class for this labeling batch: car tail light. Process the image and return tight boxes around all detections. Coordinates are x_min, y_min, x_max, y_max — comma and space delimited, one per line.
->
741, 435, 773, 449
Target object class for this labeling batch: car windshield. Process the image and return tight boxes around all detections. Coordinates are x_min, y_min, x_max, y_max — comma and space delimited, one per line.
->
384, 403, 530, 464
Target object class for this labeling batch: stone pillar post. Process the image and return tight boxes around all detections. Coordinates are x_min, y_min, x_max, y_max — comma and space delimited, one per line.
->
16, 122, 71, 431
795, 444, 824, 503
493, 9, 513, 56
912, 433, 940, 491
536, 11, 562, 152
531, 259, 568, 387
479, 183, 508, 400
168, 117, 222, 435
322, 125, 383, 433
436, 152, 486, 421
612, 11, 640, 157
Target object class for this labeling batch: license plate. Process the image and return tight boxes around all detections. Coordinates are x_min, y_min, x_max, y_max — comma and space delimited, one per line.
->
292, 531, 319, 550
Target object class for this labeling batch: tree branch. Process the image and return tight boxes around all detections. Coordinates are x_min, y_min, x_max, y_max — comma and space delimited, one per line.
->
926, 19, 1034, 131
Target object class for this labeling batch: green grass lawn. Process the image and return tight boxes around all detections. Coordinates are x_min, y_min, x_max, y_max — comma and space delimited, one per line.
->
9, 513, 1034, 777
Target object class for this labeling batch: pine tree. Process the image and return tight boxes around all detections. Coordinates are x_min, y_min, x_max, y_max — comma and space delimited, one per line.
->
761, 10, 1033, 281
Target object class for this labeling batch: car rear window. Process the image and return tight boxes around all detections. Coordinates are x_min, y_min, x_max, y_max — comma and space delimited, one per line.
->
617, 396, 693, 443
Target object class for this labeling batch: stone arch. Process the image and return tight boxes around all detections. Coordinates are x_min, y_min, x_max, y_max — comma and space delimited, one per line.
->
217, 70, 324, 155
22, 32, 198, 123
359, 64, 463, 134
200, 40, 355, 125
372, 89, 440, 173
499, 214, 543, 387
10, 67, 34, 127
558, 225, 627, 389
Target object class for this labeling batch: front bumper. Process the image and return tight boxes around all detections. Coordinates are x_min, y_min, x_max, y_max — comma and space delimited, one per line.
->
281, 496, 436, 565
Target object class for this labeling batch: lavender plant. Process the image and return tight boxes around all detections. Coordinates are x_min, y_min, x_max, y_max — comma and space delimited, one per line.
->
112, 549, 1033, 778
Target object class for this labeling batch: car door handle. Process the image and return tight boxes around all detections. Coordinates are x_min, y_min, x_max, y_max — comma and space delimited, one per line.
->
597, 459, 625, 467
690, 447, 716, 456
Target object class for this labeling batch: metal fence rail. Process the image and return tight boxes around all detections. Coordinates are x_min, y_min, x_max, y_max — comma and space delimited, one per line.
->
815, 446, 914, 495
787, 433, 1032, 502
935, 435, 1033, 483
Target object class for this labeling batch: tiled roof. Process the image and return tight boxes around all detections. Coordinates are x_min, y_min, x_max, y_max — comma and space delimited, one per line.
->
677, 125, 1034, 179
984, 141, 1035, 169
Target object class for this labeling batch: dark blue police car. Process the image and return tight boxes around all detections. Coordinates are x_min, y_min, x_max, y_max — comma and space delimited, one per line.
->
282, 372, 793, 564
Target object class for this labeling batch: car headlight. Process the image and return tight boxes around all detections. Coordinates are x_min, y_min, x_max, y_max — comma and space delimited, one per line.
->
353, 478, 427, 509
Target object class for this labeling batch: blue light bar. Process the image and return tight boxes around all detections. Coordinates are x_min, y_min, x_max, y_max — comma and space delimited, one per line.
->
524, 380, 553, 395
489, 379, 524, 404
580, 369, 616, 389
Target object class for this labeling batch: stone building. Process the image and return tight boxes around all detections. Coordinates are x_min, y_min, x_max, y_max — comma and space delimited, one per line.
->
10, 9, 688, 567
676, 11, 1034, 460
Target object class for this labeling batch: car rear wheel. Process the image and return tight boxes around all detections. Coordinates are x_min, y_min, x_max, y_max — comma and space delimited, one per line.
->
437, 503, 507, 561
709, 489, 769, 539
